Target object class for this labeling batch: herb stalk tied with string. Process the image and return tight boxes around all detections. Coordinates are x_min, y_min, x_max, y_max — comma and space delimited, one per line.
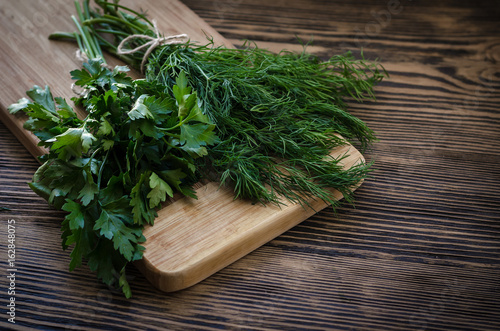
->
50, 0, 387, 208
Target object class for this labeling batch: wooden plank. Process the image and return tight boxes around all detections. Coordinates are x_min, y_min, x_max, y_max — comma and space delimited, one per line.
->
0, 0, 364, 292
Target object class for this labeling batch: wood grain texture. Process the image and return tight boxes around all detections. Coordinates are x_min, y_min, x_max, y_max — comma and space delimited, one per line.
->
1, 0, 499, 330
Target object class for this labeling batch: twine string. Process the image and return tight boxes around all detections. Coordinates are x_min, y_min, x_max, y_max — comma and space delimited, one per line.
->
116, 19, 188, 72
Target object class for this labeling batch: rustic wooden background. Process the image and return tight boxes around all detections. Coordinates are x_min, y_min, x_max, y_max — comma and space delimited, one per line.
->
1, 0, 499, 330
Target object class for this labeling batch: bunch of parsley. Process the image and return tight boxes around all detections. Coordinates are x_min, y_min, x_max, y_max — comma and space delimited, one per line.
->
9, 60, 218, 297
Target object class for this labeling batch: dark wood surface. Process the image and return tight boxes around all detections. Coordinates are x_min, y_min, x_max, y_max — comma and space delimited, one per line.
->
1, 0, 499, 330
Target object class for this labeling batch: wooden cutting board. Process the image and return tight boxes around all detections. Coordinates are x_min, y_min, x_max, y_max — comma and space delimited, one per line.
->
0, 0, 365, 292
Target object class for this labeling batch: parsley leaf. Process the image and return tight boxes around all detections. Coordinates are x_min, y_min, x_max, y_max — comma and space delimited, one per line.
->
147, 172, 173, 208
128, 94, 154, 120
180, 123, 218, 157
26, 85, 57, 115
94, 196, 144, 261
10, 60, 218, 297
7, 97, 31, 114
62, 199, 85, 230
47, 127, 97, 160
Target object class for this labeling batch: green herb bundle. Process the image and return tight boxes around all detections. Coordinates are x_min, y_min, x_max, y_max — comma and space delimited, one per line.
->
10, 0, 387, 297
50, 0, 387, 207
9, 61, 217, 297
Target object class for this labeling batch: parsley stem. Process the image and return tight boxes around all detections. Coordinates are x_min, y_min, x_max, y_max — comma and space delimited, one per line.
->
96, 149, 109, 191
112, 149, 123, 174
71, 15, 97, 60
165, 133, 180, 139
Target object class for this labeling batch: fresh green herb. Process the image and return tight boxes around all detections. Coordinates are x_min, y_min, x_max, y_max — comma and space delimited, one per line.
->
148, 44, 380, 206
8, 60, 218, 297
50, 0, 387, 207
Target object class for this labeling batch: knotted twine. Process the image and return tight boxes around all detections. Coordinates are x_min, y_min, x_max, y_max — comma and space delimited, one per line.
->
116, 19, 189, 73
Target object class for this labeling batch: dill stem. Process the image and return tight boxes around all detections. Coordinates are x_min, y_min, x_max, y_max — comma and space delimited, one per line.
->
82, 16, 146, 35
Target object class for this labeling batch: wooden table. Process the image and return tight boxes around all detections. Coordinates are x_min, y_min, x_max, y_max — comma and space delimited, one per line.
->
1, 0, 499, 329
